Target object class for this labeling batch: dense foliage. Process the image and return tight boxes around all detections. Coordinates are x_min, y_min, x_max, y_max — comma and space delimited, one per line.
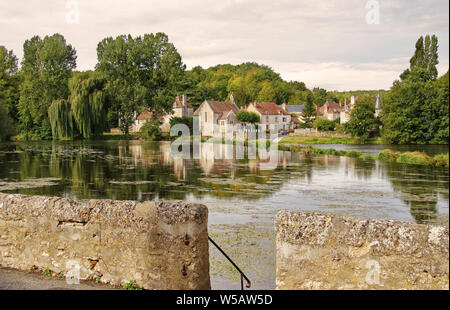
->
0, 101, 15, 141
381, 35, 448, 144
0, 46, 20, 122
96, 33, 185, 135
18, 34, 77, 140
301, 93, 316, 128
0, 32, 447, 146
139, 119, 163, 141
236, 111, 260, 124
48, 99, 73, 140
312, 118, 336, 131
69, 71, 109, 138
345, 95, 380, 141
169, 116, 194, 133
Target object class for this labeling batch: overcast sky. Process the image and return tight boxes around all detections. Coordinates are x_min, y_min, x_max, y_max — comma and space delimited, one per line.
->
1, 0, 448, 91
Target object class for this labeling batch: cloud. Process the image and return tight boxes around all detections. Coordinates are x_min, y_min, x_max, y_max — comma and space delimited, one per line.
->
0, 0, 448, 91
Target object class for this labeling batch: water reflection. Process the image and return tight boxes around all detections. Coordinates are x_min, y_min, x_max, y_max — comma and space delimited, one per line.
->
0, 140, 448, 226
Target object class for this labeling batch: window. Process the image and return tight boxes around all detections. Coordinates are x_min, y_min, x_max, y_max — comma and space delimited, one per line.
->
205, 112, 207, 122
266, 116, 269, 122
275, 117, 278, 122
282, 117, 286, 122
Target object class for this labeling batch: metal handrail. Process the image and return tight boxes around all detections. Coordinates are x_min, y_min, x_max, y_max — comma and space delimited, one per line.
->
208, 236, 251, 290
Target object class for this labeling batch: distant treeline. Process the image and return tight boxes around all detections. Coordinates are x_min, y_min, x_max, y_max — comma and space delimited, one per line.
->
0, 33, 448, 145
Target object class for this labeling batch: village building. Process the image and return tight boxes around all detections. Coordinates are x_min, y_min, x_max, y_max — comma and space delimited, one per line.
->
316, 101, 342, 121
340, 94, 382, 124
132, 95, 193, 133
247, 101, 291, 132
340, 96, 356, 124
193, 100, 239, 136
279, 103, 305, 129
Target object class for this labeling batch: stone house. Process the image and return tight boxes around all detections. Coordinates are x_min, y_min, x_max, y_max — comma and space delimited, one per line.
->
132, 95, 193, 133
279, 103, 305, 129
247, 101, 291, 132
316, 101, 342, 121
193, 100, 239, 136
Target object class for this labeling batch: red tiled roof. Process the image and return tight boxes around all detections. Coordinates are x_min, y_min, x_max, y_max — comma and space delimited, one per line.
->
194, 101, 239, 116
137, 109, 152, 120
316, 101, 342, 116
250, 102, 289, 115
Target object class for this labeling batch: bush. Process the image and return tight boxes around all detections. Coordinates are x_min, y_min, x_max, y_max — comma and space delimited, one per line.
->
396, 151, 433, 166
169, 116, 193, 133
312, 118, 336, 131
236, 111, 260, 124
376, 149, 397, 162
139, 119, 162, 141
432, 154, 449, 168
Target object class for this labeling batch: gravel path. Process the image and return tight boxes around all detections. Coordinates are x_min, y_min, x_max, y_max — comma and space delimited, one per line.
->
0, 268, 119, 290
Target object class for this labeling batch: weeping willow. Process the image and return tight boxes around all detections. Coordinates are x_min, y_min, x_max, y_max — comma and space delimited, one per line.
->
69, 71, 107, 139
48, 99, 73, 140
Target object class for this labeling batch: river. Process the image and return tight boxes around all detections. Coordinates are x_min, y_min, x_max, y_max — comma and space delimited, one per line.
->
0, 140, 448, 289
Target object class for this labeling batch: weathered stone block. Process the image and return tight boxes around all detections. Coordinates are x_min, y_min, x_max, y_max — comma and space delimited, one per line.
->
275, 210, 448, 290
0, 193, 210, 290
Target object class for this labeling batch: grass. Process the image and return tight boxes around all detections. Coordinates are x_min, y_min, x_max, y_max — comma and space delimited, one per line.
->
376, 149, 449, 168
280, 135, 384, 145
278, 144, 449, 168
42, 268, 51, 277
123, 280, 143, 290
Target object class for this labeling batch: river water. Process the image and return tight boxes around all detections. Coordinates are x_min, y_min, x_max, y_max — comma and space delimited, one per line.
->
0, 140, 448, 289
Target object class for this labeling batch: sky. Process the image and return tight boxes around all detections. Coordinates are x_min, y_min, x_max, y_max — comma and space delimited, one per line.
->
0, 0, 448, 91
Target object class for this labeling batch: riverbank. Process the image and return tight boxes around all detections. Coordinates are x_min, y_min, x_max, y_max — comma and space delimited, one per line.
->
280, 135, 383, 145
278, 144, 449, 168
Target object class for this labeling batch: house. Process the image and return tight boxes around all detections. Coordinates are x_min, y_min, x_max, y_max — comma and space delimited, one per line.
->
340, 96, 355, 124
132, 95, 193, 133
247, 101, 291, 132
316, 101, 342, 121
193, 100, 239, 136
160, 95, 193, 133
340, 94, 382, 124
279, 103, 305, 129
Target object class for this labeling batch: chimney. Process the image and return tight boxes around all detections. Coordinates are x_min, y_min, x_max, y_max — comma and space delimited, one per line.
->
351, 96, 355, 106
182, 94, 187, 106
282, 103, 287, 111
339, 100, 342, 108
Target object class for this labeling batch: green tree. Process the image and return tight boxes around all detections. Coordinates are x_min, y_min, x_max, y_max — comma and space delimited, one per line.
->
345, 95, 379, 141
381, 36, 448, 144
96, 33, 185, 135
0, 46, 20, 121
227, 76, 248, 107
236, 110, 260, 124
257, 81, 276, 102
401, 35, 439, 81
139, 118, 162, 141
48, 99, 73, 140
301, 93, 317, 128
170, 116, 194, 133
0, 101, 16, 141
69, 71, 109, 138
312, 118, 336, 131
18, 34, 77, 139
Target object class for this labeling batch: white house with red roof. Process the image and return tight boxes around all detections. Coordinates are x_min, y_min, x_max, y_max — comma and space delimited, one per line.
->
194, 100, 239, 136
246, 101, 291, 132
